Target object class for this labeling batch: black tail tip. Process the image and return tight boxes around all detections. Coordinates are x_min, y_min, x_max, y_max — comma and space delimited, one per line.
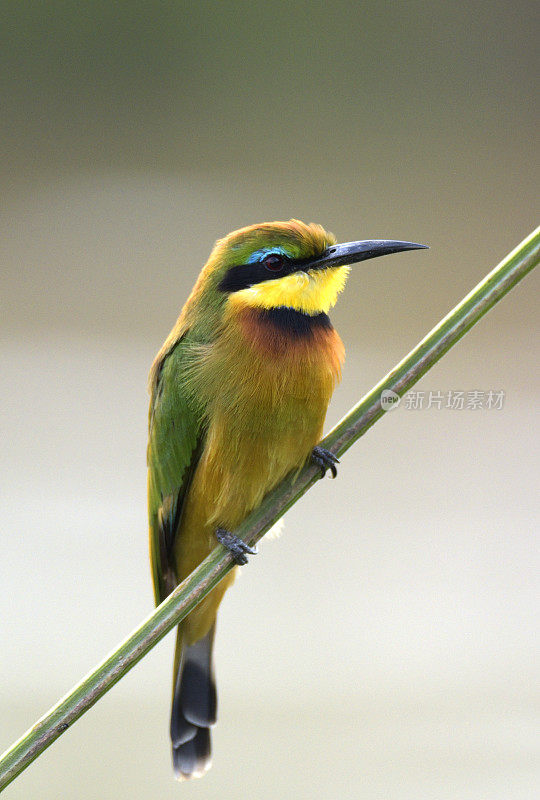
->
172, 727, 212, 780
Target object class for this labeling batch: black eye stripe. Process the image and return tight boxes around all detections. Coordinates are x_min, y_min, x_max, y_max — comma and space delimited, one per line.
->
218, 256, 298, 293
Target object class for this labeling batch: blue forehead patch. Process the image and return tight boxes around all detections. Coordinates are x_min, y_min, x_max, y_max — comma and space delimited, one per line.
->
247, 246, 290, 264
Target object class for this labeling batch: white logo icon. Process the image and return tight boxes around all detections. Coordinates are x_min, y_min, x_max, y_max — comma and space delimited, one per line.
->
381, 389, 400, 411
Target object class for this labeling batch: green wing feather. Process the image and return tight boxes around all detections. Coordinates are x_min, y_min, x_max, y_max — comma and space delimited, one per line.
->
147, 338, 203, 605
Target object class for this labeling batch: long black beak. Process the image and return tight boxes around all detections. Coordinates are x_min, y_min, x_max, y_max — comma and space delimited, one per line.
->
308, 239, 428, 271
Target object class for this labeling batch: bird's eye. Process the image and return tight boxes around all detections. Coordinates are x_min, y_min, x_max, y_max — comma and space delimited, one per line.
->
262, 254, 285, 272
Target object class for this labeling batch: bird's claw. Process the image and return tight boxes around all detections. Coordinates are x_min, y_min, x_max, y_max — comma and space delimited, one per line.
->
311, 446, 339, 479
215, 528, 258, 565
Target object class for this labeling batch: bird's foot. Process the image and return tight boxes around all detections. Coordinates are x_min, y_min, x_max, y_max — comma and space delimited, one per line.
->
311, 446, 339, 479
215, 528, 258, 565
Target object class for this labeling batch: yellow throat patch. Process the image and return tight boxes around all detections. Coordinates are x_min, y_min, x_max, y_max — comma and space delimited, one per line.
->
228, 266, 350, 316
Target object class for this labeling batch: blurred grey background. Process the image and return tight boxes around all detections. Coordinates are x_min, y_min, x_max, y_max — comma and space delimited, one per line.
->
1, 2, 539, 798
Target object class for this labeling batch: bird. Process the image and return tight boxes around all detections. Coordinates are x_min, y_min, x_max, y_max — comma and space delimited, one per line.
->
147, 219, 427, 779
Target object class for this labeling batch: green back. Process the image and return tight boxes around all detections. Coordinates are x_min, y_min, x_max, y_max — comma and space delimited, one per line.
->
147, 338, 203, 604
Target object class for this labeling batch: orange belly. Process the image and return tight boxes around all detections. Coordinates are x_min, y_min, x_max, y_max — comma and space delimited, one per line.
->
174, 305, 344, 643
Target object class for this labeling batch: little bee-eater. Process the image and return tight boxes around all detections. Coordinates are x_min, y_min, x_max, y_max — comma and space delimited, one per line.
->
147, 220, 426, 779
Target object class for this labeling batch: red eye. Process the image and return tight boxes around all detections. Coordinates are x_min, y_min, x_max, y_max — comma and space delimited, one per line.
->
263, 254, 285, 272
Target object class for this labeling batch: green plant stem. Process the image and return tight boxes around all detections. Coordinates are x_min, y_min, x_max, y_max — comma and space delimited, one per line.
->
0, 226, 538, 792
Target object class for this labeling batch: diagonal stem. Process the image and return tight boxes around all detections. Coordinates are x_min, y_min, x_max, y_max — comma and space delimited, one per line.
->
0, 226, 538, 791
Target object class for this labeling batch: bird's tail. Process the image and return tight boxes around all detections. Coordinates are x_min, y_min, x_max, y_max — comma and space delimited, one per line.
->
170, 624, 217, 780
